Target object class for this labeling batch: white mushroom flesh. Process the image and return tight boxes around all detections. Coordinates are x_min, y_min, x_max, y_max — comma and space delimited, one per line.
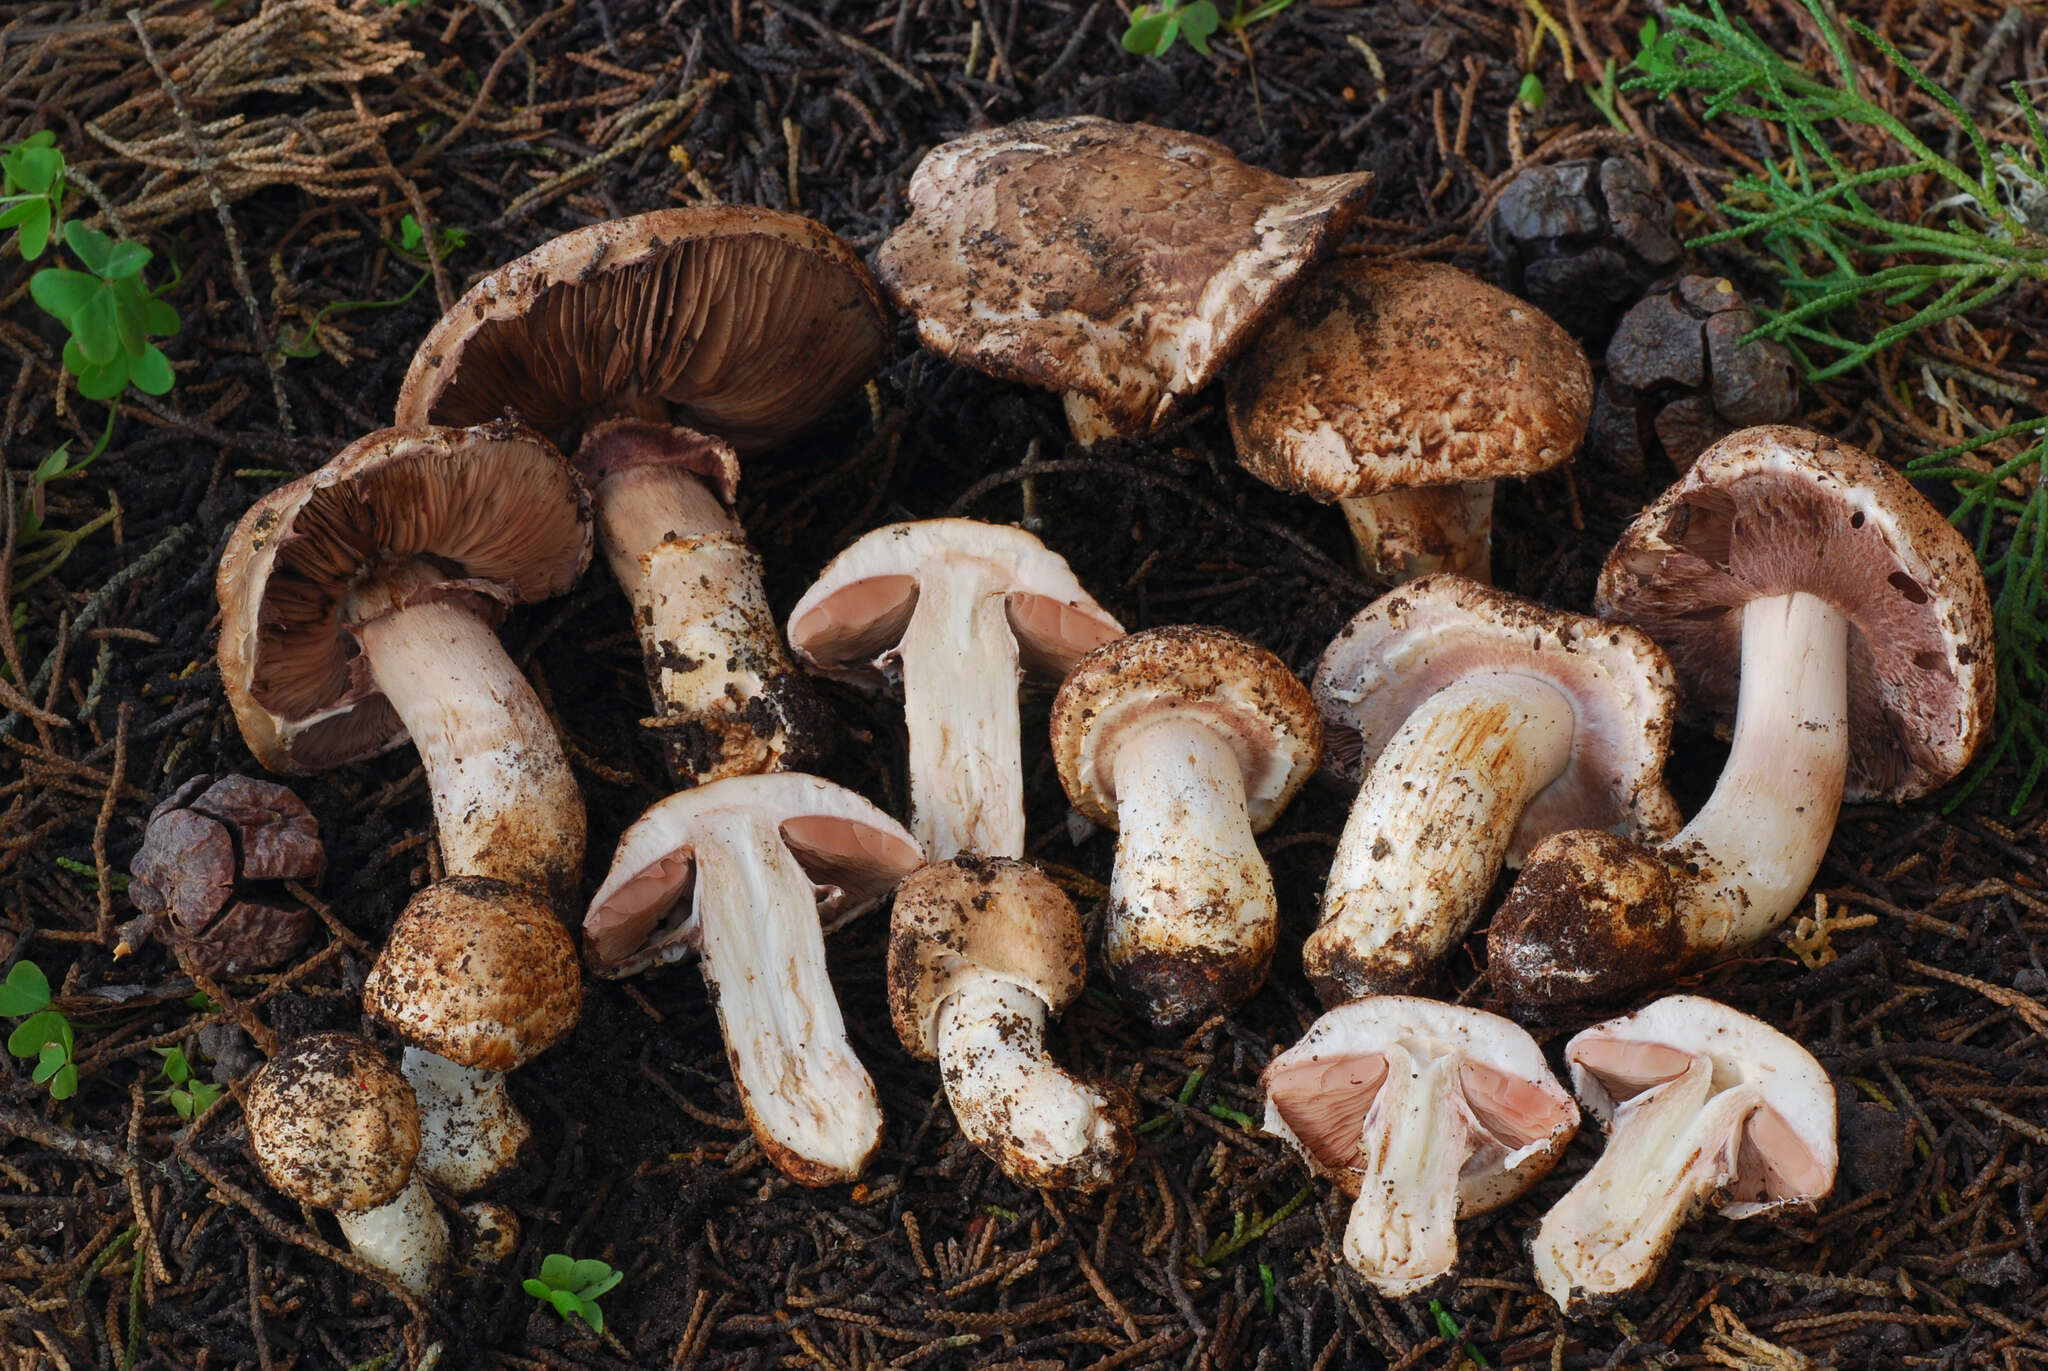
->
335, 1175, 449, 1294
1338, 480, 1496, 583
401, 1046, 530, 1196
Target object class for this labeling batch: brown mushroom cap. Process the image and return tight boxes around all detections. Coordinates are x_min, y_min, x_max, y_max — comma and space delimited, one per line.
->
215, 423, 591, 775
363, 877, 582, 1072
1314, 575, 1681, 862
395, 207, 887, 459
1051, 626, 1321, 831
246, 1033, 420, 1212
873, 116, 1375, 439
1598, 425, 1994, 800
888, 856, 1087, 1060
1226, 259, 1593, 498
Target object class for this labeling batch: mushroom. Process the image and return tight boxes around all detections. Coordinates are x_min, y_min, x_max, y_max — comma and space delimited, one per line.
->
395, 208, 888, 786
1050, 626, 1321, 1028
1489, 426, 1994, 1006
1225, 259, 1593, 583
1534, 995, 1836, 1309
1304, 575, 1680, 1004
363, 877, 583, 1194
889, 856, 1134, 1191
216, 423, 589, 903
785, 519, 1123, 862
245, 1033, 448, 1293
1261, 997, 1578, 1295
873, 116, 1375, 446
583, 773, 924, 1184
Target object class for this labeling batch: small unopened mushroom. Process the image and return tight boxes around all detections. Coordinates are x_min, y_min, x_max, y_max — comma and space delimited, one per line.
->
874, 116, 1375, 446
216, 423, 589, 902
1226, 260, 1593, 583
786, 519, 1122, 862
584, 773, 924, 1184
246, 1033, 448, 1293
1490, 426, 1993, 1005
363, 878, 582, 1193
1261, 998, 1577, 1295
889, 856, 1134, 1191
1305, 576, 1679, 1003
1051, 627, 1321, 1027
1534, 995, 1836, 1309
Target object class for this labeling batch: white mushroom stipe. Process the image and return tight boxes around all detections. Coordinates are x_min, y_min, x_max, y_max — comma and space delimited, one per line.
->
1338, 1045, 1465, 1294
1338, 480, 1496, 584
401, 1046, 530, 1197
336, 1177, 449, 1294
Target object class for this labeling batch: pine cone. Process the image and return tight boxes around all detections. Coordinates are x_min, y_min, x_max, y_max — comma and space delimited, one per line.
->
1486, 156, 1680, 343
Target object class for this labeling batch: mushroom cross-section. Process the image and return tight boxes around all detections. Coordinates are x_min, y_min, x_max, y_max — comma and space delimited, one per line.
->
1261, 997, 1577, 1296
786, 518, 1123, 862
1051, 626, 1321, 1028
362, 878, 582, 1194
889, 856, 1134, 1192
874, 116, 1375, 446
584, 773, 925, 1185
1304, 575, 1679, 1004
395, 207, 889, 787
1225, 259, 1593, 583
1490, 426, 1994, 1006
216, 422, 590, 904
1534, 995, 1836, 1309
245, 1033, 449, 1293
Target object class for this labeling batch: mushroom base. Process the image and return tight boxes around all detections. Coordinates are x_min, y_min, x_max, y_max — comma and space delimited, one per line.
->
337, 1176, 449, 1294
403, 1047, 531, 1195
1339, 482, 1494, 584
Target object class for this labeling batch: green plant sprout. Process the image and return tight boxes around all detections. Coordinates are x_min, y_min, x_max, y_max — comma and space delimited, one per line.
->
54, 856, 130, 890
1257, 1262, 1275, 1315
152, 1046, 221, 1121
1630, 0, 2048, 806
1120, 0, 1296, 59
523, 1254, 622, 1335
1186, 1186, 1310, 1271
2, 961, 78, 1100
1429, 1298, 1490, 1367
279, 214, 465, 361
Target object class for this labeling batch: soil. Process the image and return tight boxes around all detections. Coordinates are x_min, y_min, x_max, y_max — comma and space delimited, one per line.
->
4, 0, 2048, 1368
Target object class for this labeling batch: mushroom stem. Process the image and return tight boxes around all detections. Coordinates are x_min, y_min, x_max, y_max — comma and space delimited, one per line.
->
1104, 715, 1275, 1027
400, 1047, 530, 1196
1306, 676, 1575, 1003
686, 805, 885, 1184
1338, 482, 1495, 583
335, 1175, 450, 1294
349, 586, 583, 902
934, 971, 1129, 1191
1340, 1045, 1465, 1294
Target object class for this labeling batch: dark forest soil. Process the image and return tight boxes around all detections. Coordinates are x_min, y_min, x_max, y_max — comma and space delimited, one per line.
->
4, 0, 2048, 1367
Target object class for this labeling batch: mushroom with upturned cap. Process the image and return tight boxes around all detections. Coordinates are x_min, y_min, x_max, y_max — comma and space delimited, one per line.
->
1226, 259, 1593, 584
245, 1033, 448, 1293
786, 519, 1123, 863
216, 423, 589, 904
1304, 576, 1679, 1004
874, 116, 1375, 447
1261, 997, 1578, 1296
1490, 426, 1994, 1006
889, 856, 1134, 1192
396, 208, 888, 787
363, 878, 582, 1193
1534, 995, 1836, 1309
584, 773, 924, 1185
1051, 627, 1321, 1028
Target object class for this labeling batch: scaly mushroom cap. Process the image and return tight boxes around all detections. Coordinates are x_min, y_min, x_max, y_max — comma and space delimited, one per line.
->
888, 855, 1087, 1060
873, 116, 1375, 438
395, 207, 887, 460
246, 1033, 420, 1213
363, 878, 582, 1072
1226, 259, 1593, 498
215, 423, 591, 775
1314, 574, 1681, 863
1599, 425, 1993, 800
1051, 625, 1321, 832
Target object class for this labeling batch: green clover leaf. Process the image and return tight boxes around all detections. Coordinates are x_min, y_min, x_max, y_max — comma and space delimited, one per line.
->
1178, 1, 1220, 54
0, 962, 51, 1016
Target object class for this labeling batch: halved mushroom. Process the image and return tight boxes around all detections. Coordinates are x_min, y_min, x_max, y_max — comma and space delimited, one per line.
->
874, 116, 1375, 446
1050, 627, 1321, 1028
890, 856, 1134, 1191
395, 208, 888, 786
584, 773, 924, 1185
216, 423, 589, 904
1261, 997, 1577, 1295
786, 519, 1122, 862
1534, 995, 1836, 1309
1490, 426, 1994, 1005
1305, 575, 1679, 1003
1225, 260, 1593, 583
